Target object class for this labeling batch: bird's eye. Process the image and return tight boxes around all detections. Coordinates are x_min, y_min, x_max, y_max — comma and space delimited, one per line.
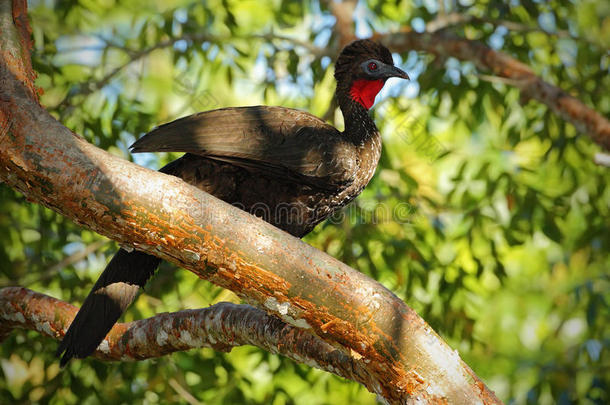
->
368, 62, 378, 71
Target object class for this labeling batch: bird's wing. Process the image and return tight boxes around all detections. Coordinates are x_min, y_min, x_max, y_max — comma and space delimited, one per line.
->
130, 106, 355, 189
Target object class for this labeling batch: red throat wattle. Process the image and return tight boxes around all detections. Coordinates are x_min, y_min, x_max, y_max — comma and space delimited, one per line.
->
350, 79, 384, 109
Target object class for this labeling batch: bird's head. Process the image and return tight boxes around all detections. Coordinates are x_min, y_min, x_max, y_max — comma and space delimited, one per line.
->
334, 39, 409, 110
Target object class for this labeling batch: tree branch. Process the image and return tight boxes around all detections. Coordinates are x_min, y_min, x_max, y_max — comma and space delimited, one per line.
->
0, 1, 501, 404
375, 29, 610, 150
0, 239, 109, 288
253, 32, 331, 57
0, 286, 377, 389
426, 12, 584, 43
55, 32, 218, 111
0, 0, 38, 101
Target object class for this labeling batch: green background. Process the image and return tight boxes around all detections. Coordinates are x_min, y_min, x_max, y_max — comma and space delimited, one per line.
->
1, 0, 608, 403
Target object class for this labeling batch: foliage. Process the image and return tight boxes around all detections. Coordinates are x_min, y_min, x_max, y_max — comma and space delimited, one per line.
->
1, 0, 609, 403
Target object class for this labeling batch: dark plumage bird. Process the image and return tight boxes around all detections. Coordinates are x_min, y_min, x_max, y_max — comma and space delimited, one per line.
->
56, 39, 409, 366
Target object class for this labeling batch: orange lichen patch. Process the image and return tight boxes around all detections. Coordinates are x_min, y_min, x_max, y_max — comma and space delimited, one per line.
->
319, 319, 340, 333
286, 296, 428, 401
110, 211, 432, 402
119, 204, 293, 303
106, 322, 130, 342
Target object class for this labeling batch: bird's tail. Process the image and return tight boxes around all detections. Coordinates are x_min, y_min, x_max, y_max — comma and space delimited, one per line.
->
56, 248, 160, 367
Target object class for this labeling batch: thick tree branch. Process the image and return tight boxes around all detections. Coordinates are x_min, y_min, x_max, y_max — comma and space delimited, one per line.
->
376, 29, 610, 150
0, 286, 378, 388
0, 0, 38, 101
0, 2, 500, 404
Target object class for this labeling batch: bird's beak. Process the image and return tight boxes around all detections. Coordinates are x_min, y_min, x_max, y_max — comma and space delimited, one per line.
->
384, 65, 409, 80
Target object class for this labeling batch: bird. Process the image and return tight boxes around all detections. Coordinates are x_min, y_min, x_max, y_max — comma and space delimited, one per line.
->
56, 39, 409, 366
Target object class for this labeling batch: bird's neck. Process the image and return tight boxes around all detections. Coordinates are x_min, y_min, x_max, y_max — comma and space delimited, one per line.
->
338, 96, 380, 145
335, 78, 383, 144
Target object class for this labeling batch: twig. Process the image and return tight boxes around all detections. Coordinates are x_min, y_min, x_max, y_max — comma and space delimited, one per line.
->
253, 32, 330, 57
47, 240, 108, 278
54, 32, 329, 111
427, 12, 587, 45
168, 378, 202, 405
55, 33, 217, 111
